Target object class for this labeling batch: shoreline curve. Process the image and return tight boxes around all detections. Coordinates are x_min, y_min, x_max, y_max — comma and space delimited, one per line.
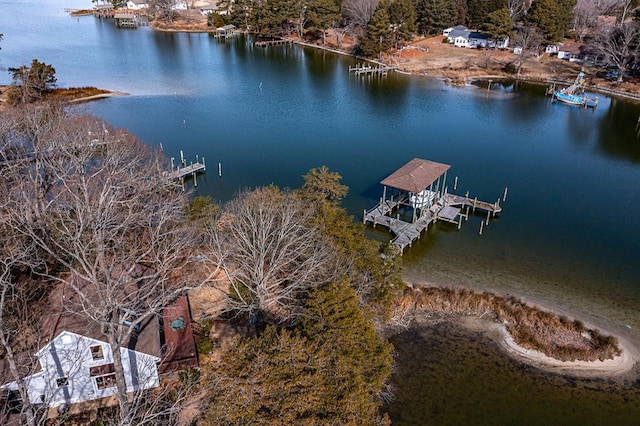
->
394, 283, 639, 379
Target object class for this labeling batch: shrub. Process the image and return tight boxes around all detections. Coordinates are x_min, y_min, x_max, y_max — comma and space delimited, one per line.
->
504, 62, 517, 74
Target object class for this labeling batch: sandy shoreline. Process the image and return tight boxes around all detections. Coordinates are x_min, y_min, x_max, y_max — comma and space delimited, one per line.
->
403, 281, 639, 380
462, 316, 638, 379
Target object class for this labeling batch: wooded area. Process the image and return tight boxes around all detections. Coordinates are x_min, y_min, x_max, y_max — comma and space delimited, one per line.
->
0, 102, 402, 424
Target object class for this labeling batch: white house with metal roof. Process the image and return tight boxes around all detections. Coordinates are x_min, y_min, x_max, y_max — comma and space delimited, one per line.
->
1, 331, 160, 409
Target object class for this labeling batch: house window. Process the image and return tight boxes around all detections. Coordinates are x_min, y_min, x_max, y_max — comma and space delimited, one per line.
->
56, 377, 69, 387
90, 345, 104, 360
95, 374, 117, 390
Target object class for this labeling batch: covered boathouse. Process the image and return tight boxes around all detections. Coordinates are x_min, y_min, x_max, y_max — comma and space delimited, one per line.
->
364, 158, 502, 253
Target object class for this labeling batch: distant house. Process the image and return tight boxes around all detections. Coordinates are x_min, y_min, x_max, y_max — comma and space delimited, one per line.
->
1, 331, 160, 409
200, 0, 228, 16
446, 26, 470, 47
126, 0, 148, 10
172, 1, 188, 10
443, 25, 467, 37
545, 43, 560, 54
444, 26, 508, 49
200, 6, 216, 16
513, 46, 523, 55
558, 43, 585, 62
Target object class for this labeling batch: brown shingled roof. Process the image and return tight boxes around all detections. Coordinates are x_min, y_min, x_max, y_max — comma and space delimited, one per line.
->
380, 158, 451, 193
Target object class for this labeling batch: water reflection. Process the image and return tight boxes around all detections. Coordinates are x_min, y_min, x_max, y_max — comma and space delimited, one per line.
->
597, 98, 640, 163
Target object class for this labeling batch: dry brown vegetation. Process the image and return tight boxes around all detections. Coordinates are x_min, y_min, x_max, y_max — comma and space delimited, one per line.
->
44, 87, 110, 102
395, 286, 621, 363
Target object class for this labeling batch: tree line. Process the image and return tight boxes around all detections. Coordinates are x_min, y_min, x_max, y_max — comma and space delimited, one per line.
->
203, 0, 639, 79
0, 100, 403, 424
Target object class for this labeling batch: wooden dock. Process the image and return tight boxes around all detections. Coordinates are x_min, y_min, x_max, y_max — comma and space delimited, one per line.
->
365, 192, 501, 252
255, 38, 293, 47
166, 162, 206, 181
349, 63, 396, 75
364, 158, 504, 253
165, 152, 207, 189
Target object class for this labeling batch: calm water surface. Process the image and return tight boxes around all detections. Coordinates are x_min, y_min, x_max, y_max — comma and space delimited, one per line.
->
3, 1, 640, 422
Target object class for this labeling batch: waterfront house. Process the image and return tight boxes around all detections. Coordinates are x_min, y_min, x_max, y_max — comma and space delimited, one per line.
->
0, 282, 198, 416
443, 25, 467, 37
447, 26, 471, 47
444, 27, 508, 49
126, 0, 148, 10
558, 43, 585, 62
0, 331, 160, 409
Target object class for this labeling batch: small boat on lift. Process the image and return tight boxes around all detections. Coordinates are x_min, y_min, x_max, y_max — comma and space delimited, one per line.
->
550, 72, 599, 108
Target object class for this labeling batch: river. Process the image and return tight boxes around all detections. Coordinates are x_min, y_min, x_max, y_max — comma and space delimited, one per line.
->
2, 1, 640, 423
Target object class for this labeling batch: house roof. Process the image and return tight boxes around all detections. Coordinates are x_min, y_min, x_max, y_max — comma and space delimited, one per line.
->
159, 295, 198, 373
469, 32, 489, 40
449, 28, 470, 39
39, 281, 162, 359
380, 158, 451, 193
559, 43, 584, 55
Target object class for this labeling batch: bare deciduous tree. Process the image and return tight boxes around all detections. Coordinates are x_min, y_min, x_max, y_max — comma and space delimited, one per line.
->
210, 187, 338, 325
589, 21, 640, 82
507, 0, 526, 21
512, 25, 542, 77
573, 0, 599, 41
342, 0, 379, 30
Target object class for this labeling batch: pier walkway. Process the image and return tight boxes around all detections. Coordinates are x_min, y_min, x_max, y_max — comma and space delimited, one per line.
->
166, 162, 206, 182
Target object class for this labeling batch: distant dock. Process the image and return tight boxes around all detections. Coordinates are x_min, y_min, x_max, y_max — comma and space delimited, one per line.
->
364, 158, 503, 253
255, 38, 293, 47
349, 63, 396, 75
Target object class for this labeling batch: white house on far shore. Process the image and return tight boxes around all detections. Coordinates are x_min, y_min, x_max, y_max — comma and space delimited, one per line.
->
126, 0, 149, 10
1, 331, 160, 409
443, 25, 509, 49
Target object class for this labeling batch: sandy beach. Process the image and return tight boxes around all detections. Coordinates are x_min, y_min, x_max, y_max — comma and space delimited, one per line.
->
461, 316, 639, 379
394, 282, 640, 380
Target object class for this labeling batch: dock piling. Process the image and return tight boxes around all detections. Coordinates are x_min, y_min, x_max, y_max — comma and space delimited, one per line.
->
479, 221, 484, 235
218, 163, 222, 177
454, 176, 458, 191
503, 187, 508, 202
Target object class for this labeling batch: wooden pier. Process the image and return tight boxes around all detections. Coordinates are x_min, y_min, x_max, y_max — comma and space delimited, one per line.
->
255, 38, 293, 47
364, 158, 503, 253
349, 63, 396, 75
165, 152, 207, 190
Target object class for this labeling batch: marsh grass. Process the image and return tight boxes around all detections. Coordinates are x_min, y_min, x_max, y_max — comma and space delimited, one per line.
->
396, 286, 621, 362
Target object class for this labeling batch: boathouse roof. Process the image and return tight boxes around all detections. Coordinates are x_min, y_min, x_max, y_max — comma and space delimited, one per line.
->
381, 158, 451, 193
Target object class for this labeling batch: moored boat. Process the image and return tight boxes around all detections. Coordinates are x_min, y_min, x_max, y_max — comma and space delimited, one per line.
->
550, 72, 599, 108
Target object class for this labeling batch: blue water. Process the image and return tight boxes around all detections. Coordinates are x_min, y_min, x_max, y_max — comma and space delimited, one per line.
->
3, 1, 640, 421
